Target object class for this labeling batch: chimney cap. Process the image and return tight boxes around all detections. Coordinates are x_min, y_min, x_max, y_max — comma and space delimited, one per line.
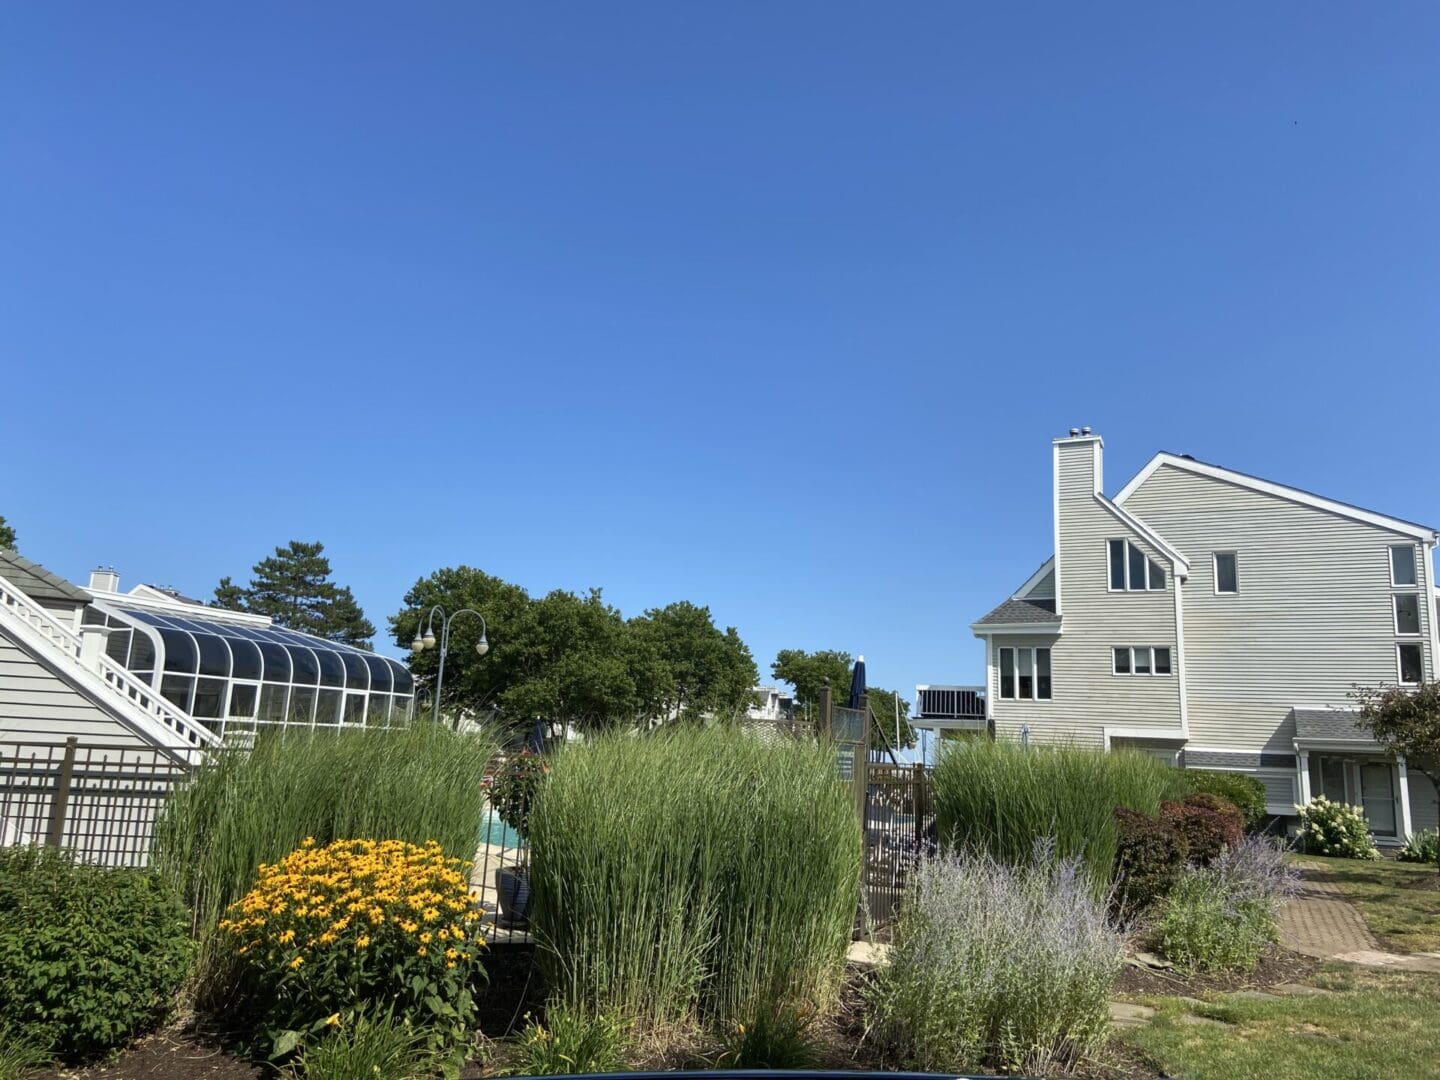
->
1081, 425, 1092, 435
1068, 427, 1080, 437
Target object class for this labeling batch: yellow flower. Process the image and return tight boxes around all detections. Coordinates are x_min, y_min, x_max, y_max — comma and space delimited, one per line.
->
289, 955, 305, 969
355, 935, 370, 949
325, 1013, 341, 1027
422, 907, 439, 922
419, 932, 432, 944
278, 929, 296, 944
417, 946, 428, 957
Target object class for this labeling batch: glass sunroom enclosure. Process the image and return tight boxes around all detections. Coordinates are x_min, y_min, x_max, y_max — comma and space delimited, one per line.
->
81, 602, 415, 740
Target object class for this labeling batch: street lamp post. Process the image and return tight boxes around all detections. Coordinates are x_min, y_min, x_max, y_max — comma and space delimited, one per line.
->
410, 606, 489, 727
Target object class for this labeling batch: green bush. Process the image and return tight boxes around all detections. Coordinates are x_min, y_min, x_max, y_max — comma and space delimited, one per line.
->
1179, 769, 1267, 830
1295, 795, 1381, 860
867, 848, 1121, 1075
1398, 828, 1439, 865
286, 1010, 441, 1080
714, 1005, 817, 1070
1155, 836, 1296, 973
0, 847, 190, 1062
153, 723, 500, 936
503, 1007, 628, 1076
1113, 807, 1188, 918
489, 751, 547, 838
931, 740, 1186, 891
1160, 797, 1242, 866
528, 727, 861, 1033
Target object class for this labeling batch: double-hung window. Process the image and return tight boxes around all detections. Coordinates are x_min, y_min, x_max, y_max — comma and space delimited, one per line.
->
1108, 539, 1166, 591
998, 646, 1052, 700
1113, 646, 1172, 676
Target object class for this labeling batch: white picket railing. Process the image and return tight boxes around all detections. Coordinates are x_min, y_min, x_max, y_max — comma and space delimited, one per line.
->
0, 573, 216, 750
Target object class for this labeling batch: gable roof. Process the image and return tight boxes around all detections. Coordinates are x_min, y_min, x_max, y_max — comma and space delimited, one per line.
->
0, 549, 90, 605
1116, 453, 1439, 542
1095, 493, 1191, 573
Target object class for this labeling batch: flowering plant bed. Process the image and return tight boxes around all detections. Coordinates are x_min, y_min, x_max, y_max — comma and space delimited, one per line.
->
217, 837, 486, 1060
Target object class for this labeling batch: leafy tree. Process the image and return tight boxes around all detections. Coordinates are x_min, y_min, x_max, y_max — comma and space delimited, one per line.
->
389, 566, 534, 720
212, 541, 376, 648
1355, 680, 1440, 870
630, 601, 759, 724
0, 514, 15, 551
771, 648, 916, 748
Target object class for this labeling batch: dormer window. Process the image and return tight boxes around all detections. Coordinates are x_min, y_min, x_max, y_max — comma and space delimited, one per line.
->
1108, 539, 1166, 592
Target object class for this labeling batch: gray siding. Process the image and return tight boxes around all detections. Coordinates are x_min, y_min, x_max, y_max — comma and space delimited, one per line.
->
1026, 568, 1055, 600
0, 635, 151, 748
990, 441, 1181, 745
1123, 463, 1435, 753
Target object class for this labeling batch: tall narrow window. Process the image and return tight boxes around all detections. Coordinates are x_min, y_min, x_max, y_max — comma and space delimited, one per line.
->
1133, 646, 1152, 675
1391, 545, 1417, 587
1214, 552, 1238, 594
999, 647, 1015, 699
1153, 647, 1172, 675
1395, 594, 1421, 635
1128, 543, 1148, 591
1018, 648, 1034, 699
1036, 649, 1052, 699
1398, 642, 1423, 685
1109, 539, 1126, 591
1113, 647, 1131, 675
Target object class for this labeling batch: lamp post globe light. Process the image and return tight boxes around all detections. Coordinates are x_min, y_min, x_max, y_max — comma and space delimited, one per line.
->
410, 606, 488, 726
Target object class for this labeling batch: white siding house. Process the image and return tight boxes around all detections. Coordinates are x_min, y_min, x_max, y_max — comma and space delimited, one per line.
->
965, 430, 1440, 843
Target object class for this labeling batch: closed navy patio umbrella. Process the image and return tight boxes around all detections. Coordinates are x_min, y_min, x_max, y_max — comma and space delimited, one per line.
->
848, 654, 866, 710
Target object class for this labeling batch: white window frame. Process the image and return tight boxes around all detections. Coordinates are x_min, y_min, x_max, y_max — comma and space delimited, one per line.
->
997, 646, 1053, 701
1390, 544, 1418, 588
1393, 593, 1423, 637
1396, 642, 1424, 686
1112, 645, 1173, 677
1106, 539, 1167, 593
1213, 551, 1239, 595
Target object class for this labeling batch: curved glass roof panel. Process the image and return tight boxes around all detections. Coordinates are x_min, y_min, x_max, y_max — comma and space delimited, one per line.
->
341, 652, 370, 688
287, 644, 320, 685
229, 638, 263, 681
257, 641, 291, 683
315, 649, 345, 688
196, 634, 231, 677
159, 629, 197, 673
362, 654, 393, 693
391, 665, 414, 696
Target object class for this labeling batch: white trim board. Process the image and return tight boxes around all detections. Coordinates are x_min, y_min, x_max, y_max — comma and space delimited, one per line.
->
1115, 453, 1439, 542
1094, 494, 1191, 573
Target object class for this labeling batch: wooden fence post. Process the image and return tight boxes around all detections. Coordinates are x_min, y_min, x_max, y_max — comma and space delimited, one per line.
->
45, 736, 79, 850
818, 684, 833, 740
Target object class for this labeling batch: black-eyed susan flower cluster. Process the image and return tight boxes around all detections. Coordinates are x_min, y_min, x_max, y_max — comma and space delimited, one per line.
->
217, 838, 486, 1057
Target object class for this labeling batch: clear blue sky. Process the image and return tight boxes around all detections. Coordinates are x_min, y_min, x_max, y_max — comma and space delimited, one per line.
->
4, 3, 1438, 704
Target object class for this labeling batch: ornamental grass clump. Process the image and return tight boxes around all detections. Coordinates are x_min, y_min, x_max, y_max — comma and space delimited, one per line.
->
867, 844, 1122, 1075
153, 723, 499, 936
527, 726, 860, 1038
931, 739, 1185, 892
217, 838, 486, 1060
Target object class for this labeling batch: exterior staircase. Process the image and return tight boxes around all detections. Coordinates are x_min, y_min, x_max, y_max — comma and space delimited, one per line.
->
0, 571, 217, 757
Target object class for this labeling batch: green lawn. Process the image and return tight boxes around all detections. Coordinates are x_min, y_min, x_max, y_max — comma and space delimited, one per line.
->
1298, 854, 1440, 953
1119, 967, 1440, 1080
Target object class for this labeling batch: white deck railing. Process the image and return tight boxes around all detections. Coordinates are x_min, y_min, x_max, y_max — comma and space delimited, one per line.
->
0, 573, 217, 751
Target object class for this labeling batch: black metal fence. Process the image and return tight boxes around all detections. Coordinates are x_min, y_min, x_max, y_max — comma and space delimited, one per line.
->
862, 763, 935, 934
0, 737, 197, 868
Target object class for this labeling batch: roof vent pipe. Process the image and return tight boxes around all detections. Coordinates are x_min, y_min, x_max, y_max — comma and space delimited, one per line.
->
1068, 427, 1080, 437
1081, 426, 1092, 435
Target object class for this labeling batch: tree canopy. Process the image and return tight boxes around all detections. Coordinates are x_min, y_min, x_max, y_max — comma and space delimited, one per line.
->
212, 540, 376, 648
1356, 679, 1440, 869
0, 515, 15, 551
390, 568, 758, 734
770, 648, 917, 748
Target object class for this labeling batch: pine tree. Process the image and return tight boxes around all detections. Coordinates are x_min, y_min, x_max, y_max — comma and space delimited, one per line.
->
0, 515, 16, 551
212, 541, 376, 648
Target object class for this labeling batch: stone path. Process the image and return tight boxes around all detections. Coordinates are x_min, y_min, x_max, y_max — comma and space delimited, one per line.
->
1276, 860, 1440, 973
1277, 863, 1380, 957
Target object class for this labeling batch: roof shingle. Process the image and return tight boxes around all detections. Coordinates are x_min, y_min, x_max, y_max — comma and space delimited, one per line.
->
0, 549, 90, 605
974, 597, 1060, 626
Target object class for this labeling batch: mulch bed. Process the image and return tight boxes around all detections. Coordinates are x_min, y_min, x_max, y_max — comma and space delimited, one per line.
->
1114, 944, 1319, 997
29, 1030, 264, 1080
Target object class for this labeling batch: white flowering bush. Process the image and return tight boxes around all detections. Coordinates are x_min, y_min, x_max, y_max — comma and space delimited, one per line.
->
1295, 796, 1380, 860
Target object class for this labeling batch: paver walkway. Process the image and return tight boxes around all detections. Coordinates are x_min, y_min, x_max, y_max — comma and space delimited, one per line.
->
1279, 859, 1440, 973
1277, 862, 1380, 957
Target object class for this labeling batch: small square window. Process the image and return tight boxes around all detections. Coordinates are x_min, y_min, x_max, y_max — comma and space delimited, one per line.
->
1398, 642, 1423, 685
1113, 647, 1131, 675
1391, 545, 1418, 587
1133, 647, 1152, 675
1154, 647, 1172, 675
1214, 552, 1238, 594
1395, 594, 1421, 636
